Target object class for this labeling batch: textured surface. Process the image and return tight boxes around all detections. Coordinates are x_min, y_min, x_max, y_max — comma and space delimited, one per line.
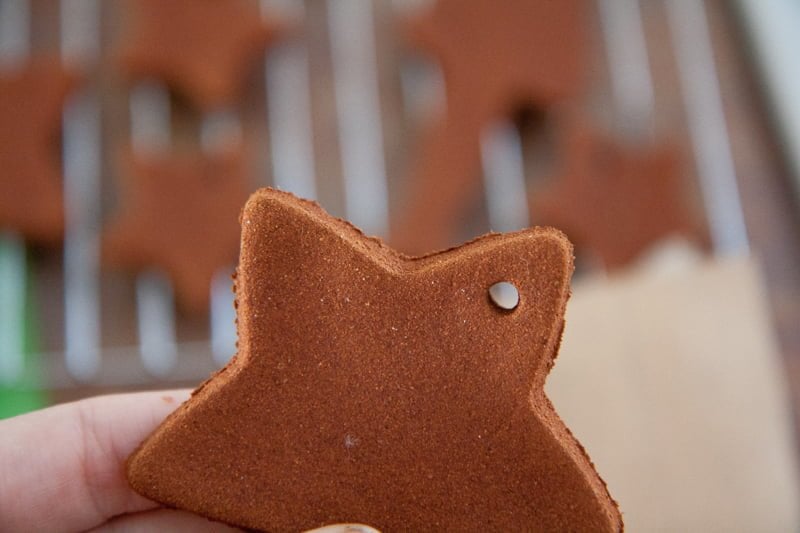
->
102, 149, 250, 313
127, 188, 621, 531
0, 59, 75, 243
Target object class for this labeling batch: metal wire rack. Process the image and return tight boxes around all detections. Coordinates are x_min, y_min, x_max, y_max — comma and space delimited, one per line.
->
0, 0, 763, 395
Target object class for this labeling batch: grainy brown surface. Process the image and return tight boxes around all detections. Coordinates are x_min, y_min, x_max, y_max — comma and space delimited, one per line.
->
127, 189, 622, 532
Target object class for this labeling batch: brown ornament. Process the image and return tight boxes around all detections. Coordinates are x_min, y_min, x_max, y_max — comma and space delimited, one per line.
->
127, 188, 622, 531
0, 59, 76, 243
119, 0, 280, 110
102, 149, 250, 314
392, 0, 589, 255
531, 126, 706, 269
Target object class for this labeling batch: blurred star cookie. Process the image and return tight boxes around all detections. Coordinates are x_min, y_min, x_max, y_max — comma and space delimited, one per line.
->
392, 0, 588, 255
102, 149, 250, 313
0, 59, 76, 242
119, 0, 281, 110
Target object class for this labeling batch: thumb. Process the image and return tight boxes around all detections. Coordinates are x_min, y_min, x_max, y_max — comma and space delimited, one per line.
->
306, 526, 380, 533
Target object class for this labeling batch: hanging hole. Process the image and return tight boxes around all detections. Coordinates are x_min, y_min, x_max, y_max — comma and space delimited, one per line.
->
488, 281, 519, 311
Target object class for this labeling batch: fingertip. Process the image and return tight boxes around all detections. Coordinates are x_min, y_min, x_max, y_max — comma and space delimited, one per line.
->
305, 525, 382, 533
88, 508, 242, 532
0, 389, 195, 532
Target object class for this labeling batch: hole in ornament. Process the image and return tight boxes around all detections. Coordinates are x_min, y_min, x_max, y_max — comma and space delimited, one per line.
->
489, 281, 519, 311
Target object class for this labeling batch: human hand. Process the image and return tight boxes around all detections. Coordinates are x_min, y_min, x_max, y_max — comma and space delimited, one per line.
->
0, 391, 378, 532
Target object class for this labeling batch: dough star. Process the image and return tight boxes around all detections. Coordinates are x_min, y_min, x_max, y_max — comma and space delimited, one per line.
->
102, 150, 250, 314
119, 0, 280, 110
392, 0, 588, 255
127, 189, 622, 531
0, 59, 75, 243
531, 126, 706, 269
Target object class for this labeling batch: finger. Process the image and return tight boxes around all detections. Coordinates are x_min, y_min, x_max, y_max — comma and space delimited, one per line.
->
0, 390, 191, 532
88, 508, 242, 533
306, 525, 381, 533
91, 509, 379, 533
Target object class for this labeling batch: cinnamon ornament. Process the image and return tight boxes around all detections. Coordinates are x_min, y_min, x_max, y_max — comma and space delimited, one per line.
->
531, 126, 705, 269
392, 0, 588, 255
102, 149, 249, 313
0, 59, 76, 243
127, 188, 622, 531
119, 0, 280, 110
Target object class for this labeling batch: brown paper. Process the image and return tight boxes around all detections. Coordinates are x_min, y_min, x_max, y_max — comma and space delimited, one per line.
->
547, 254, 800, 531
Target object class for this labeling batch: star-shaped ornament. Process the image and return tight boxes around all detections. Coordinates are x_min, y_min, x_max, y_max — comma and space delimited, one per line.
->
531, 126, 707, 269
392, 0, 588, 255
102, 149, 250, 314
127, 189, 622, 531
0, 59, 76, 243
119, 0, 281, 110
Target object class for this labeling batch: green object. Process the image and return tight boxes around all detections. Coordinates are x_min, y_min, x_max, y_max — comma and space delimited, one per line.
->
0, 241, 45, 419
0, 388, 43, 419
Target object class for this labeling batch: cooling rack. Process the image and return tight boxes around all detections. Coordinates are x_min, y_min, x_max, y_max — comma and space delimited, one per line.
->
0, 0, 797, 419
